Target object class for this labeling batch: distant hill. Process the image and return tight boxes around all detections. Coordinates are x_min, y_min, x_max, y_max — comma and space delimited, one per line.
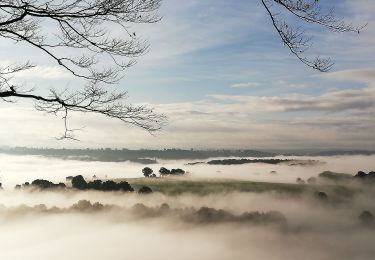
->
267, 149, 375, 156
311, 150, 375, 156
203, 158, 321, 166
207, 158, 291, 165
0, 147, 275, 163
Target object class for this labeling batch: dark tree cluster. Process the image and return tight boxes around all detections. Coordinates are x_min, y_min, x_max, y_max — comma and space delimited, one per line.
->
308, 170, 375, 185
71, 200, 108, 212
132, 203, 287, 226
142, 167, 156, 178
207, 158, 291, 165
159, 167, 185, 177
189, 207, 287, 225
15, 179, 66, 190
354, 171, 375, 182
71, 175, 134, 192
317, 171, 353, 183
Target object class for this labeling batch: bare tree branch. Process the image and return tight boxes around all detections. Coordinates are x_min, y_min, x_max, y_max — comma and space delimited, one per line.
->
0, 0, 366, 140
262, 0, 366, 72
0, 0, 165, 139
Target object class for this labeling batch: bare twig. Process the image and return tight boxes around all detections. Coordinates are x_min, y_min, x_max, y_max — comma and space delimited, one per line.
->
0, 0, 166, 139
262, 0, 366, 72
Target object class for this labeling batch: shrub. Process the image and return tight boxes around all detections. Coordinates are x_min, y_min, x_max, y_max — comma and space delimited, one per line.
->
138, 186, 153, 194
359, 210, 373, 226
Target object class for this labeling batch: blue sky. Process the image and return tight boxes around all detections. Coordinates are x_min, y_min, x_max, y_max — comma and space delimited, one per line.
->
0, 0, 374, 149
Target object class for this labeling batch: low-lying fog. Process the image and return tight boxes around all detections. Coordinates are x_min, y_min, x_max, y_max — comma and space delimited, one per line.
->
1, 154, 374, 187
0, 154, 374, 260
1, 190, 374, 260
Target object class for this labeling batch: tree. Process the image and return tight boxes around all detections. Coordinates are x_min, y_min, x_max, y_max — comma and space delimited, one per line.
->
142, 167, 153, 177
71, 175, 88, 190
354, 171, 367, 179
158, 167, 185, 176
170, 168, 185, 175
296, 177, 305, 184
159, 167, 170, 177
261, 0, 365, 72
0, 1, 364, 139
31, 179, 66, 189
0, 0, 165, 139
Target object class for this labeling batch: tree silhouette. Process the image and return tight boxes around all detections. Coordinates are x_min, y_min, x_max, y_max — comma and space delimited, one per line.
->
262, 0, 365, 72
0, 0, 165, 139
0, 1, 364, 139
142, 167, 153, 177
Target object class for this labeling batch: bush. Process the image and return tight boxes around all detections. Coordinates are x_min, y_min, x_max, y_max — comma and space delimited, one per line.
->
138, 186, 153, 194
307, 177, 317, 184
296, 178, 305, 184
171, 168, 185, 175
355, 171, 367, 178
359, 210, 373, 226
316, 191, 328, 201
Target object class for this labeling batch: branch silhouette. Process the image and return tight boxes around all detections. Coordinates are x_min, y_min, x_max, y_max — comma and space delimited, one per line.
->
0, 0, 366, 139
264, 0, 366, 72
0, 0, 165, 139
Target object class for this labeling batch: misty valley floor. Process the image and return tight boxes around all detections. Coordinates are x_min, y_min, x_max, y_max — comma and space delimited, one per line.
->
1, 177, 375, 260
0, 154, 374, 260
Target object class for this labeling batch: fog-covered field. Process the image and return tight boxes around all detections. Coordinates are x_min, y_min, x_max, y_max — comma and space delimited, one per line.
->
0, 154, 374, 260
1, 154, 375, 187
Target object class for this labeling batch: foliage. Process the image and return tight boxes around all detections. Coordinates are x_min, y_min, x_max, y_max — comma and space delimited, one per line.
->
142, 167, 154, 178
71, 175, 88, 190
158, 167, 185, 176
31, 179, 66, 189
71, 175, 134, 192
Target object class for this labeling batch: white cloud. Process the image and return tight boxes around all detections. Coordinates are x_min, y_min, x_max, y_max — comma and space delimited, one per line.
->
1, 91, 375, 150
14, 66, 72, 80
231, 82, 261, 88
322, 68, 375, 84
133, 0, 267, 65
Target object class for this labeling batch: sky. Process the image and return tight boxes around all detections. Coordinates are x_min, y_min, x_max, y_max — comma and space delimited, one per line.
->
0, 0, 374, 150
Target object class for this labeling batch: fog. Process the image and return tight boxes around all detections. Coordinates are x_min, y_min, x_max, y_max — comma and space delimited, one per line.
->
1, 189, 375, 260
1, 154, 375, 187
0, 154, 374, 259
